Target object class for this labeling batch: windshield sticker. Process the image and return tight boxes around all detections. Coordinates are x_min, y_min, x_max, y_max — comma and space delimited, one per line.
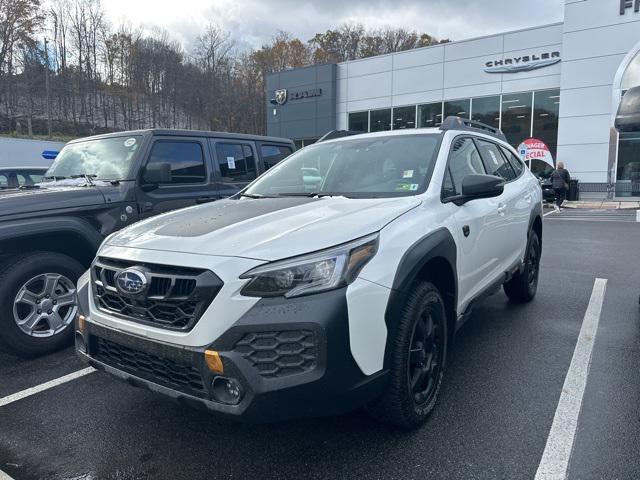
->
124, 138, 136, 148
395, 183, 415, 192
227, 156, 236, 169
402, 170, 414, 178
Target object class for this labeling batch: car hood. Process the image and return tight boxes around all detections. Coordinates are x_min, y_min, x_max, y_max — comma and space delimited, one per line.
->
0, 185, 106, 218
106, 196, 421, 261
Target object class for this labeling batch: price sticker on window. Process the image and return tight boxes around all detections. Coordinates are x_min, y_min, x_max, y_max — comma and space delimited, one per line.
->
227, 156, 236, 169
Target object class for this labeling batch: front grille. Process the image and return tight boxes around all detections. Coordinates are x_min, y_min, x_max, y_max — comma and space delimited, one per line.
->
92, 257, 222, 331
94, 337, 206, 397
234, 330, 317, 378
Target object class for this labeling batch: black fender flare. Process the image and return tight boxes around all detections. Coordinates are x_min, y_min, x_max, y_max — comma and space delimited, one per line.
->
383, 228, 458, 364
527, 201, 543, 249
0, 216, 103, 251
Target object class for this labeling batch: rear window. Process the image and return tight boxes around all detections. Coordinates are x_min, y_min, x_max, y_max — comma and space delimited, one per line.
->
261, 145, 293, 170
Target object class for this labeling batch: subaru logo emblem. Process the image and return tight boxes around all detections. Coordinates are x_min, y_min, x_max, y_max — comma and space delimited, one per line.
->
115, 268, 147, 295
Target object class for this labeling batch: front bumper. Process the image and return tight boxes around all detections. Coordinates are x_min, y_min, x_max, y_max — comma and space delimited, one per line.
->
76, 287, 388, 422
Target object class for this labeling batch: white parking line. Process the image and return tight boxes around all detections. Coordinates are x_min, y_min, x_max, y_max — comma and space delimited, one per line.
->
0, 367, 95, 408
636, 210, 640, 222
543, 210, 556, 217
0, 469, 15, 480
535, 277, 607, 480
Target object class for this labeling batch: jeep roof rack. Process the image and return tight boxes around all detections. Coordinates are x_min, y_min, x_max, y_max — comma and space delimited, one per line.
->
439, 116, 507, 142
317, 130, 364, 142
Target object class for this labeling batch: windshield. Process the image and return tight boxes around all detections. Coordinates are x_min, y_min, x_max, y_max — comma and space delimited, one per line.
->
244, 134, 440, 198
45, 135, 142, 181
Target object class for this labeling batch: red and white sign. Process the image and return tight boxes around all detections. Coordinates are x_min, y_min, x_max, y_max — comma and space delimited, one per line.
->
517, 138, 555, 168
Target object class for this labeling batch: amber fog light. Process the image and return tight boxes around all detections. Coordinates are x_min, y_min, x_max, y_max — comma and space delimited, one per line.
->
77, 314, 86, 334
204, 350, 224, 374
211, 376, 243, 405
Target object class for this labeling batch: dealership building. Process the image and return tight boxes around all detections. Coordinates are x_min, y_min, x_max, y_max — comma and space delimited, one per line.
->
266, 0, 640, 193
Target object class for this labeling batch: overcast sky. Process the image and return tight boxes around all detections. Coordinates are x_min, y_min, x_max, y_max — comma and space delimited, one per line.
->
102, 0, 565, 51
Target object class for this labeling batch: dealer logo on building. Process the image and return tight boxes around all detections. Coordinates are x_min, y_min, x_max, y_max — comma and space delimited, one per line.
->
274, 89, 288, 105
484, 52, 561, 74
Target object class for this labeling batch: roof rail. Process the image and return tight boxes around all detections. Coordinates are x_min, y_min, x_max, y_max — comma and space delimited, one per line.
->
317, 130, 364, 142
439, 116, 507, 142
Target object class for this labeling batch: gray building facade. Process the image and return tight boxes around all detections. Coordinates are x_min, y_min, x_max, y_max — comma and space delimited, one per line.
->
266, 64, 336, 148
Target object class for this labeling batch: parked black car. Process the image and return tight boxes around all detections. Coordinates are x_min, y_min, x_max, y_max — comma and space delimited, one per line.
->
0, 167, 48, 189
0, 129, 294, 357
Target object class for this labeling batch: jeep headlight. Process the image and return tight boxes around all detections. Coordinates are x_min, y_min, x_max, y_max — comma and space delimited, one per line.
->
240, 234, 379, 298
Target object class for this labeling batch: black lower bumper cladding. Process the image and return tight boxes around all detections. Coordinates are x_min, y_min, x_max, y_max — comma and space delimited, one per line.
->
77, 288, 388, 422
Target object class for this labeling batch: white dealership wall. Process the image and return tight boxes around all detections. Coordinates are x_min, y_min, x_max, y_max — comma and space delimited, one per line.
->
334, 0, 640, 183
558, 0, 640, 182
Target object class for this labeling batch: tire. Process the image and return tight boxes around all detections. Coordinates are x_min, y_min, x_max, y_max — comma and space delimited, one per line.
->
368, 281, 448, 429
503, 230, 541, 303
0, 252, 85, 358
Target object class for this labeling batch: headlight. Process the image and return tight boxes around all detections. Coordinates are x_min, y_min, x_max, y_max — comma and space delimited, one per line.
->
240, 234, 379, 298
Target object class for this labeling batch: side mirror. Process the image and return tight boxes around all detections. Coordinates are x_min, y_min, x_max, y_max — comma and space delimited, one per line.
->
141, 162, 171, 190
615, 85, 640, 132
445, 174, 504, 206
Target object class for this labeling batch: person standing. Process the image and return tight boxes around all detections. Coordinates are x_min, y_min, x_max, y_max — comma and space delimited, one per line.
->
550, 161, 571, 211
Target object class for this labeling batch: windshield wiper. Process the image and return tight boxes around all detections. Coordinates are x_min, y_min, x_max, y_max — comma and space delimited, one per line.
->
240, 193, 280, 199
43, 175, 68, 181
70, 174, 97, 185
277, 192, 342, 198
19, 184, 40, 190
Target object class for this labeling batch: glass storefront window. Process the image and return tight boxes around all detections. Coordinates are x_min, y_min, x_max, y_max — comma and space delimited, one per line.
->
532, 89, 560, 164
393, 106, 416, 129
348, 111, 369, 132
417, 102, 443, 128
616, 132, 640, 196
444, 99, 471, 120
370, 108, 391, 132
621, 51, 640, 92
501, 92, 533, 150
471, 96, 500, 128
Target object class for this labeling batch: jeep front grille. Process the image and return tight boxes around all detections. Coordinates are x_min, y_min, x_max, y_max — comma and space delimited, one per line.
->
92, 257, 223, 331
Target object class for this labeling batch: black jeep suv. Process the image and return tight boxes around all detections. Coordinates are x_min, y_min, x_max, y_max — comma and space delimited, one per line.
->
0, 129, 294, 357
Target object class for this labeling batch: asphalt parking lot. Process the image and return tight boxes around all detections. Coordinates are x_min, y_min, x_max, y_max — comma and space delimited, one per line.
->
1, 209, 639, 480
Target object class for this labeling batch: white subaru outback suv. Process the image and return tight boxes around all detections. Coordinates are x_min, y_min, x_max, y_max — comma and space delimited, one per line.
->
75, 117, 543, 429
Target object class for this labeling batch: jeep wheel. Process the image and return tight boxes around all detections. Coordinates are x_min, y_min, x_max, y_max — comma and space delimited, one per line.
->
0, 252, 85, 358
368, 281, 447, 429
503, 230, 541, 303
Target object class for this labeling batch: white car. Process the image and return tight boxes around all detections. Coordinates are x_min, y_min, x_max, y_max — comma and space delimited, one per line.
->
75, 117, 543, 429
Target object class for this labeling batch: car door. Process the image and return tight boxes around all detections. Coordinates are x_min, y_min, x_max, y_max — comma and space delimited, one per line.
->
442, 136, 503, 309
135, 136, 217, 219
500, 144, 536, 260
475, 138, 527, 272
210, 139, 259, 198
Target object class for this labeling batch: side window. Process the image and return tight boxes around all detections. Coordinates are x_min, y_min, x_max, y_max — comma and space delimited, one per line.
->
444, 137, 486, 197
0, 174, 9, 188
215, 143, 257, 182
261, 144, 293, 170
476, 139, 516, 181
499, 145, 525, 177
147, 141, 206, 184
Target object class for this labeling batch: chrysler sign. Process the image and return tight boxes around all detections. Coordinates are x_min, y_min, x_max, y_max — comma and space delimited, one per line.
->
485, 51, 561, 74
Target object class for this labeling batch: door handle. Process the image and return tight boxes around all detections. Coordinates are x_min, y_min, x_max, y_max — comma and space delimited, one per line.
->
497, 204, 507, 215
196, 196, 215, 204
524, 193, 532, 203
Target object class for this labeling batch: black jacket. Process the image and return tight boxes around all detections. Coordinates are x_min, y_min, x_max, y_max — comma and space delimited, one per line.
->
551, 167, 570, 190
